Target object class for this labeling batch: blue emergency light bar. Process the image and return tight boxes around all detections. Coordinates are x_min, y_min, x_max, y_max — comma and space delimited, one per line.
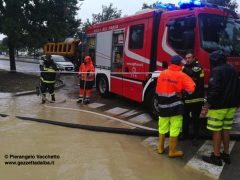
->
178, 0, 203, 9
153, 2, 177, 11
154, 0, 204, 11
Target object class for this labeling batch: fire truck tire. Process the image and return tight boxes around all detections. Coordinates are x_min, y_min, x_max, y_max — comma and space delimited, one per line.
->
96, 75, 110, 98
145, 88, 159, 121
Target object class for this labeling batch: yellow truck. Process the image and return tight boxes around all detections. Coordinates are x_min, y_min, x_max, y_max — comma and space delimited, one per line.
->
43, 39, 83, 70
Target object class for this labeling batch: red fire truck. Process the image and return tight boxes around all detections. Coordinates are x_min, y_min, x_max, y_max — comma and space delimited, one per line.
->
85, 2, 240, 117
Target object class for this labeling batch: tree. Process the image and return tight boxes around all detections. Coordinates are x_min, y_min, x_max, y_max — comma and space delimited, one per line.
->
0, 38, 8, 53
86, 3, 121, 26
0, 0, 80, 71
142, 2, 156, 9
77, 3, 121, 40
208, 0, 238, 12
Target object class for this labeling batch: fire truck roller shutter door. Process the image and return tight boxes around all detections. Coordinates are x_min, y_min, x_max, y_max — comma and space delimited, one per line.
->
96, 31, 113, 69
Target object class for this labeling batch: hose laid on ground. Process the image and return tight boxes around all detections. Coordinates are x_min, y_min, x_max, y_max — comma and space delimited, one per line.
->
0, 113, 158, 136
16, 115, 158, 137
1, 113, 240, 140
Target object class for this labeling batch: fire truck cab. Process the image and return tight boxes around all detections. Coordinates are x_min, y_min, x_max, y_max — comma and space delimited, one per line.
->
86, 2, 240, 117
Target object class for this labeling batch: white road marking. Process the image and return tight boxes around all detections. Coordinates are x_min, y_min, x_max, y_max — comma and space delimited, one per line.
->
120, 110, 139, 118
88, 103, 105, 109
233, 117, 240, 124
234, 108, 240, 123
45, 105, 158, 131
142, 137, 169, 151
105, 107, 129, 115
129, 113, 152, 124
185, 140, 235, 179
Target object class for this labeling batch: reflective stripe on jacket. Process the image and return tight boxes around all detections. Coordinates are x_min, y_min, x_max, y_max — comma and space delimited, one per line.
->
182, 61, 205, 103
156, 64, 195, 117
79, 61, 95, 81
40, 63, 57, 83
40, 77, 55, 84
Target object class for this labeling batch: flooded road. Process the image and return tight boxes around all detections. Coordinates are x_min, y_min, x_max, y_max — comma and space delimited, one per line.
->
0, 94, 211, 180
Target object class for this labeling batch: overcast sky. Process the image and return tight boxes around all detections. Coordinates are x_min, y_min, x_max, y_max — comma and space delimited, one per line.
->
1, 0, 240, 40
78, 0, 240, 22
78, 0, 179, 21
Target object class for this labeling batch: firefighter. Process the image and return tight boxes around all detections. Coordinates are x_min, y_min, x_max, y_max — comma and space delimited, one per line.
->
40, 55, 57, 104
202, 50, 240, 166
77, 56, 95, 104
182, 51, 205, 145
156, 55, 195, 157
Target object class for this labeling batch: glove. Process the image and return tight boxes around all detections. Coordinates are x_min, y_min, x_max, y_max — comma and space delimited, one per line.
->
200, 103, 210, 118
87, 70, 90, 77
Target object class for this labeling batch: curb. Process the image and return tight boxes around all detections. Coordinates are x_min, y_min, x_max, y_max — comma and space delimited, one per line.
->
13, 80, 65, 96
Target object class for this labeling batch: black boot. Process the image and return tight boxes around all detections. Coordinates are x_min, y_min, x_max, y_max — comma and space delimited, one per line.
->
220, 152, 231, 164
36, 87, 40, 96
202, 152, 222, 166
84, 97, 90, 105
42, 95, 46, 104
51, 94, 56, 102
192, 138, 199, 146
77, 97, 83, 103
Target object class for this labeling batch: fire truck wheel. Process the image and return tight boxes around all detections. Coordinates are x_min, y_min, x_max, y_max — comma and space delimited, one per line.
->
145, 88, 159, 121
96, 75, 110, 98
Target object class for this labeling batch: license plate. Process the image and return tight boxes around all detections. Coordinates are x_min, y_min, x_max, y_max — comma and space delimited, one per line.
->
66, 67, 73, 71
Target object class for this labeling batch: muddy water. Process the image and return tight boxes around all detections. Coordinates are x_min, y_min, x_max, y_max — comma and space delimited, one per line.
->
0, 95, 211, 180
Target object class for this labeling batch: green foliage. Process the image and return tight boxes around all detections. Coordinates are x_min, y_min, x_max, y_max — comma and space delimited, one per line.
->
0, 0, 80, 70
91, 3, 121, 25
78, 3, 121, 37
0, 39, 8, 52
142, 2, 154, 9
84, 3, 121, 27
208, 0, 238, 11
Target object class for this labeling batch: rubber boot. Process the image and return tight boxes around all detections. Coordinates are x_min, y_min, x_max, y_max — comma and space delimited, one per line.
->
84, 97, 90, 105
168, 137, 183, 158
158, 134, 165, 154
51, 94, 56, 102
77, 97, 83, 103
42, 94, 46, 104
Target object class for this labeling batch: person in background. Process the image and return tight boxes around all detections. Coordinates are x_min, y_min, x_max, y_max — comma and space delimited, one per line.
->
182, 51, 205, 145
156, 55, 195, 158
77, 56, 95, 104
40, 55, 57, 104
202, 50, 240, 166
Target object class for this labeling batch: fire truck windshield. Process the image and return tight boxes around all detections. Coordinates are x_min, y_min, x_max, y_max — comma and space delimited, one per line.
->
199, 14, 240, 57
